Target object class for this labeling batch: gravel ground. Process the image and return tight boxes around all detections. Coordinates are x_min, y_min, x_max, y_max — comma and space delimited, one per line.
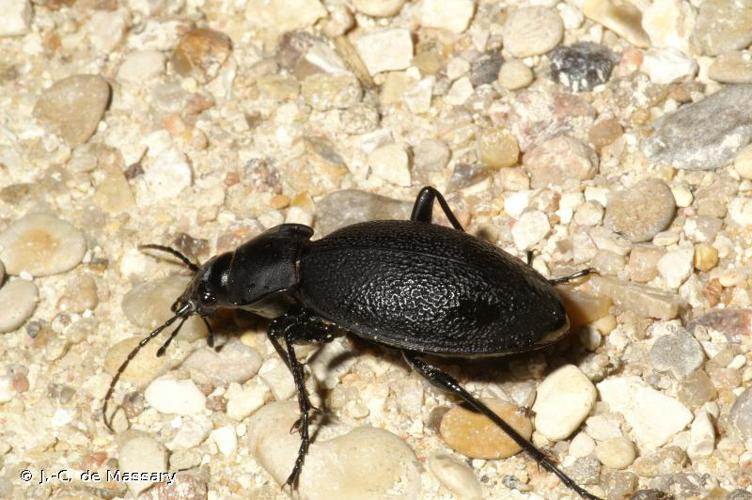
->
1, 1, 752, 499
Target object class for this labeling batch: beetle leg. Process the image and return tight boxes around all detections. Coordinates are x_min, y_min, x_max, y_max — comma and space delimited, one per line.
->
411, 186, 465, 231
402, 351, 602, 500
548, 268, 595, 285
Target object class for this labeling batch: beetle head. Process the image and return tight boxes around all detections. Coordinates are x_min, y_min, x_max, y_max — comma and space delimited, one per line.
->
172, 252, 233, 317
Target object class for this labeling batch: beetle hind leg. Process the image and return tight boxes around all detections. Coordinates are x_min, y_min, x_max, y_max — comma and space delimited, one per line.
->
411, 186, 465, 231
402, 351, 602, 500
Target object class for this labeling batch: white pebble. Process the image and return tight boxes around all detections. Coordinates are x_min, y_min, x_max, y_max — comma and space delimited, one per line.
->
166, 415, 212, 450
117, 50, 166, 83
183, 338, 262, 386
258, 357, 296, 401
597, 376, 692, 450
210, 425, 238, 456
369, 143, 411, 186
504, 191, 531, 219
585, 414, 623, 441
118, 435, 167, 496
641, 48, 698, 84
503, 7, 564, 58
144, 377, 206, 416
0, 375, 15, 403
569, 432, 596, 458
0, 213, 86, 277
498, 60, 534, 90
403, 76, 434, 114
512, 210, 550, 250
138, 148, 193, 204
420, 0, 475, 34
671, 184, 693, 207
226, 380, 269, 420
87, 9, 129, 53
595, 437, 636, 469
0, 279, 37, 333
642, 0, 694, 53
533, 365, 597, 441
352, 0, 405, 17
730, 196, 752, 226
354, 29, 413, 75
657, 246, 694, 289
687, 410, 715, 459
0, 0, 32, 37
428, 454, 482, 499
444, 76, 474, 106
734, 144, 752, 180
246, 0, 327, 32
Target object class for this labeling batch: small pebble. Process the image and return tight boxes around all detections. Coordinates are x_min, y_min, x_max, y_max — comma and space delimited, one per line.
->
439, 398, 532, 459
650, 330, 704, 380
210, 425, 238, 456
498, 60, 534, 90
693, 243, 718, 272
33, 74, 111, 146
301, 73, 362, 111
118, 435, 168, 496
0, 0, 31, 36
558, 288, 612, 331
657, 246, 694, 289
730, 387, 752, 441
595, 437, 636, 469
549, 42, 616, 92
691, 0, 752, 56
597, 376, 692, 449
569, 432, 596, 458
687, 410, 715, 459
0, 375, 15, 403
258, 356, 296, 401
563, 456, 601, 485
427, 454, 482, 499
511, 210, 550, 251
604, 178, 676, 243
643, 84, 752, 170
353, 28, 413, 75
641, 48, 697, 84
0, 213, 86, 276
445, 77, 474, 106
589, 118, 623, 149
642, 0, 694, 53
226, 380, 269, 420
419, 0, 475, 34
524, 135, 598, 188
87, 9, 129, 53
117, 50, 165, 84
477, 128, 519, 169
734, 143, 752, 179
141, 473, 208, 500
368, 143, 411, 186
573, 201, 604, 226
413, 139, 450, 183
122, 276, 207, 342
708, 51, 752, 84
503, 7, 563, 58
58, 274, 98, 313
183, 338, 262, 386
470, 51, 503, 87
0, 280, 38, 333
533, 365, 597, 441
352, 0, 405, 17
138, 148, 193, 204
247, 401, 421, 497
246, 0, 327, 32
582, 0, 650, 47
144, 376, 206, 416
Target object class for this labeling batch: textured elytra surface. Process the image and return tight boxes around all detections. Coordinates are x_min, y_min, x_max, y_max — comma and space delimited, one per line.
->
299, 220, 567, 355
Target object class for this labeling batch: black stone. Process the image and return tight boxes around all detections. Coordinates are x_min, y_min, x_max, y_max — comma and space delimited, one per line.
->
470, 51, 503, 86
549, 42, 616, 92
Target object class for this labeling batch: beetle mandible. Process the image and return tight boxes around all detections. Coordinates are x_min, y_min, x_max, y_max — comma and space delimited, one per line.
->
103, 186, 599, 499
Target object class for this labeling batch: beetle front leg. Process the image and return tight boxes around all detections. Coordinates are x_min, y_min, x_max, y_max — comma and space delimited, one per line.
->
402, 351, 602, 500
411, 186, 465, 231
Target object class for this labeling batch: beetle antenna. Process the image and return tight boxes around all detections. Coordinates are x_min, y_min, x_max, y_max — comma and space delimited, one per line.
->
156, 316, 189, 357
102, 303, 193, 432
138, 244, 200, 272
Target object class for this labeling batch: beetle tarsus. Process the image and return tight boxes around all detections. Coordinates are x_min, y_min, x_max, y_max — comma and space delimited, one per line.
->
548, 268, 596, 285
402, 351, 602, 500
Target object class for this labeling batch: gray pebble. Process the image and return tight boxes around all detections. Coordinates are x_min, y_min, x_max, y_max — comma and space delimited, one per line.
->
0, 280, 38, 333
728, 490, 752, 500
183, 338, 262, 386
315, 190, 412, 236
33, 74, 111, 146
549, 42, 616, 92
503, 7, 563, 58
650, 331, 704, 380
643, 84, 752, 170
691, 0, 752, 56
469, 51, 503, 86
118, 435, 168, 496
563, 456, 601, 485
729, 387, 752, 441
605, 178, 676, 243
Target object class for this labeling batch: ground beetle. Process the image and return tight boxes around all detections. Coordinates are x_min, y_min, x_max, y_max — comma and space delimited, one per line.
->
103, 186, 599, 499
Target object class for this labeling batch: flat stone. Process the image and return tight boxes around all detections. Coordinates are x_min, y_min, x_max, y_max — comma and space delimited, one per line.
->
605, 178, 676, 243
171, 28, 232, 84
183, 338, 262, 386
691, 0, 752, 56
247, 401, 421, 497
708, 51, 752, 84
524, 135, 598, 188
597, 376, 693, 450
650, 330, 704, 380
641, 48, 698, 84
533, 365, 597, 441
428, 454, 482, 499
34, 75, 111, 147
0, 280, 37, 333
352, 0, 405, 17
549, 42, 616, 92
246, 0, 327, 32
730, 387, 752, 441
440, 398, 532, 459
0, 0, 31, 37
420, 0, 475, 34
503, 7, 563, 58
353, 29, 413, 75
583, 0, 650, 47
118, 435, 168, 496
642, 84, 752, 170
144, 376, 206, 416
0, 213, 86, 276
587, 276, 683, 320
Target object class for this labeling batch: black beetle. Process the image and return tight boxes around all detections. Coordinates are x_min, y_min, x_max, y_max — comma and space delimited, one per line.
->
103, 186, 598, 499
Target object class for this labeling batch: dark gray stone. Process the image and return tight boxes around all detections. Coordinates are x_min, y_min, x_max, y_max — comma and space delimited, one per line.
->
549, 42, 616, 93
